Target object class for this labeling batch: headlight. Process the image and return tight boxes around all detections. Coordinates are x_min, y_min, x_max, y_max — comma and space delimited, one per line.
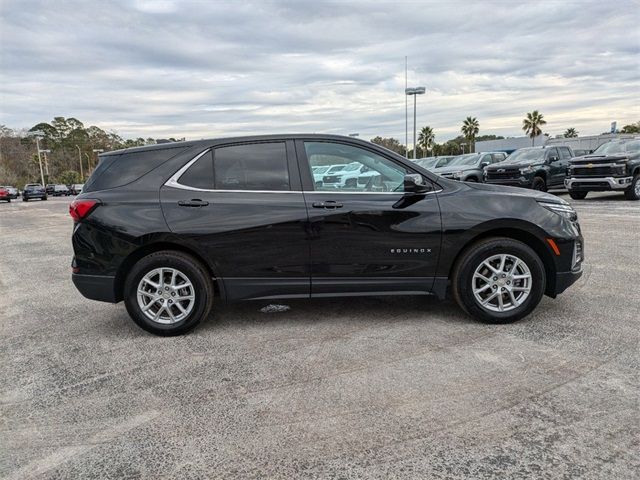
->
538, 201, 577, 220
453, 171, 464, 177
520, 166, 534, 174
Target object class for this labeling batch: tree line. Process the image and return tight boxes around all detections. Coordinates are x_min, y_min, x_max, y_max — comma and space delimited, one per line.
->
0, 117, 183, 187
372, 113, 640, 158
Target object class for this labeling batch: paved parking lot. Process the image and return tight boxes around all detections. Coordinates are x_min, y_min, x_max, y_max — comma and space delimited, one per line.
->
1, 193, 638, 479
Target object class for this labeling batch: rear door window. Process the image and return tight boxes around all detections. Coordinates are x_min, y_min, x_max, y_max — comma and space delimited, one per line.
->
213, 142, 290, 191
559, 147, 572, 159
178, 151, 214, 189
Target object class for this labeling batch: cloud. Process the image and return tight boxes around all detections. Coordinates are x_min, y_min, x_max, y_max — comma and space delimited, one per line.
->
1, 0, 638, 143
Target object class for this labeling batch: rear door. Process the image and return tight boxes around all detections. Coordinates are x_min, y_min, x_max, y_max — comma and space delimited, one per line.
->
555, 147, 573, 185
160, 140, 310, 301
296, 139, 442, 296
545, 147, 563, 186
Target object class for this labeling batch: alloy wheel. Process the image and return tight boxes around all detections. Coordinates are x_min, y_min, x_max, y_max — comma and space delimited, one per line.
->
136, 267, 195, 324
472, 254, 532, 312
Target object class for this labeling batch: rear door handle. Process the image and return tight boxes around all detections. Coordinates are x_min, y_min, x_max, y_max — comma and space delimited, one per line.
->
178, 199, 209, 207
312, 201, 343, 209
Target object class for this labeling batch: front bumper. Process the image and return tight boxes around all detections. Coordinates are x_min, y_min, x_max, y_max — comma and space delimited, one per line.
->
72, 273, 118, 303
565, 176, 632, 191
553, 268, 583, 296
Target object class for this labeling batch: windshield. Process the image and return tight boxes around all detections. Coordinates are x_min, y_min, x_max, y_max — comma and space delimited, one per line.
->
327, 165, 345, 173
505, 149, 546, 164
594, 141, 640, 155
313, 166, 330, 174
448, 154, 481, 167
417, 158, 437, 168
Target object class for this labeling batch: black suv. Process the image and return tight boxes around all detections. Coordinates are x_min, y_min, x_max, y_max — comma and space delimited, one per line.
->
70, 135, 584, 335
22, 183, 47, 201
484, 146, 573, 191
565, 139, 640, 200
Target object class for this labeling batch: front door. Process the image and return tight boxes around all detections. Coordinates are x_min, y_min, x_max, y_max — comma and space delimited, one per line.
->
160, 140, 310, 301
296, 140, 442, 296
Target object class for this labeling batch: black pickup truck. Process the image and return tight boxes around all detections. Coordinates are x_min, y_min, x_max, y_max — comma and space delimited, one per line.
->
565, 139, 640, 200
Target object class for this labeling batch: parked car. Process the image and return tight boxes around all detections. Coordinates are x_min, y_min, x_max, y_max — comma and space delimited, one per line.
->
70, 134, 583, 336
434, 152, 507, 182
22, 183, 47, 201
565, 139, 640, 200
484, 146, 573, 191
572, 149, 591, 157
53, 184, 70, 196
45, 184, 56, 196
1, 186, 18, 199
414, 157, 438, 169
69, 184, 84, 195
321, 162, 377, 189
0, 186, 11, 202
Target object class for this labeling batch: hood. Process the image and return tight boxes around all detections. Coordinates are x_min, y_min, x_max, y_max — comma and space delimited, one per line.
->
435, 164, 477, 174
464, 181, 566, 204
569, 153, 635, 164
486, 160, 544, 170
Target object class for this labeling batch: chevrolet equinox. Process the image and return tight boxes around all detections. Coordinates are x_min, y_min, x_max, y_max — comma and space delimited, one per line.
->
70, 135, 584, 335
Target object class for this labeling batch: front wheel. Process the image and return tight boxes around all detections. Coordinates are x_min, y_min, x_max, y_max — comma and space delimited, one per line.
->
452, 237, 546, 324
569, 191, 588, 200
532, 176, 547, 192
124, 251, 214, 335
624, 174, 640, 201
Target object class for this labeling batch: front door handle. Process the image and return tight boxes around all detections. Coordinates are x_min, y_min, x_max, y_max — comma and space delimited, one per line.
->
312, 201, 343, 209
178, 199, 209, 207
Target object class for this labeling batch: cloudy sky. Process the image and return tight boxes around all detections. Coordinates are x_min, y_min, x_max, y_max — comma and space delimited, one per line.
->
1, 0, 639, 144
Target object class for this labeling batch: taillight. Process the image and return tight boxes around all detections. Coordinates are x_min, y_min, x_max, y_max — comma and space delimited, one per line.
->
69, 199, 100, 221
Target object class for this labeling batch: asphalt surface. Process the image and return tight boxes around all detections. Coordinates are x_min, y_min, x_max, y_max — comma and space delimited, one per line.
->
1, 193, 639, 479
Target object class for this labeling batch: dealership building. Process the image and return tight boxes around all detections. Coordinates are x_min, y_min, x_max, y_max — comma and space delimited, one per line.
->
476, 133, 636, 154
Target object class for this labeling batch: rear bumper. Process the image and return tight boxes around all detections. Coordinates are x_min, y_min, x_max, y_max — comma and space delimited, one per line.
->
72, 273, 118, 303
565, 176, 632, 191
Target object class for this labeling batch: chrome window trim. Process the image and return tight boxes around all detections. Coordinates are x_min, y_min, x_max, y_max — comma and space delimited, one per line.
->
165, 149, 442, 195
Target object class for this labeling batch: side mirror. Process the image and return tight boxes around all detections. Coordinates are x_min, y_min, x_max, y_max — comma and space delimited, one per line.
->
480, 161, 490, 168
548, 155, 559, 163
403, 174, 430, 193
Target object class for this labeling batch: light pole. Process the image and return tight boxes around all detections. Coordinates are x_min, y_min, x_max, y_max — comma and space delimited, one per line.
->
76, 145, 84, 180
27, 131, 46, 187
91, 149, 104, 172
405, 86, 426, 160
40, 149, 51, 176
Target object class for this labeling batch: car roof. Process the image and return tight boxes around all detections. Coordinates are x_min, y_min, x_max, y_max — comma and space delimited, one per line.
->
100, 134, 383, 156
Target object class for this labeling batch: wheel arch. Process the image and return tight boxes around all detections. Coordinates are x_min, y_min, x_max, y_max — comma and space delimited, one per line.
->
447, 226, 557, 297
114, 240, 224, 302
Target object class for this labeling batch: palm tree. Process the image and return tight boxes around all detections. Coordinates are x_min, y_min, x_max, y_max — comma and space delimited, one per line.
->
522, 111, 547, 145
564, 127, 578, 138
461, 117, 479, 152
418, 126, 435, 157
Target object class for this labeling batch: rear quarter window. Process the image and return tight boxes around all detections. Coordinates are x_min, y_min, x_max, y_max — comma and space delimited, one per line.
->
84, 146, 188, 192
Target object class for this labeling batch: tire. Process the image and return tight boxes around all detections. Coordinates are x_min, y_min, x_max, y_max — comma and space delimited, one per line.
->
624, 174, 640, 201
124, 251, 214, 336
569, 191, 588, 200
532, 176, 547, 192
345, 178, 357, 188
23, 197, 28, 202
466, 177, 478, 182
452, 237, 546, 324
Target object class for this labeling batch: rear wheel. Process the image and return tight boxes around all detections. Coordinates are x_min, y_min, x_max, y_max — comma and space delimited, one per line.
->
624, 174, 640, 200
532, 176, 547, 192
23, 197, 28, 202
124, 251, 214, 335
569, 191, 588, 200
452, 237, 546, 324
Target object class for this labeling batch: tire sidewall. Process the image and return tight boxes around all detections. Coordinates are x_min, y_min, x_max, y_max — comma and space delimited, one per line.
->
532, 176, 546, 192
455, 239, 546, 323
124, 252, 212, 335
625, 174, 640, 201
